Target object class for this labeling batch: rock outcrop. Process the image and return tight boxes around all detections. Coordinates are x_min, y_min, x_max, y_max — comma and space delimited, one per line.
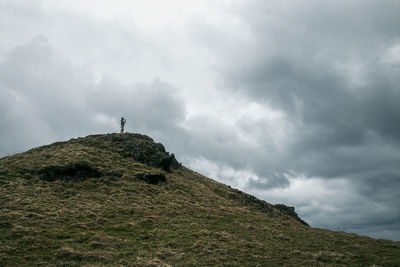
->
70, 133, 180, 172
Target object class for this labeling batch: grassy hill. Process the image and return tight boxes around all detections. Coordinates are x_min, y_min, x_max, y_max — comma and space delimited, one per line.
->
0, 133, 399, 266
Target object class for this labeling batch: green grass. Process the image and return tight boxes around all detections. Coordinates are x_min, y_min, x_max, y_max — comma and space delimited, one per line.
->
0, 133, 399, 266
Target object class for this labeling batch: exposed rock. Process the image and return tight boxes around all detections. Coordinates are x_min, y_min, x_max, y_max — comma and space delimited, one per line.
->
136, 173, 166, 185
226, 186, 308, 226
71, 133, 180, 171
273, 204, 309, 226
159, 153, 176, 172
38, 162, 102, 182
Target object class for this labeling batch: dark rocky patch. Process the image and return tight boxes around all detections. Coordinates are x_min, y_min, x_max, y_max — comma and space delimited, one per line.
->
226, 186, 309, 226
159, 153, 177, 172
273, 204, 309, 226
70, 133, 180, 171
136, 173, 166, 185
38, 162, 102, 182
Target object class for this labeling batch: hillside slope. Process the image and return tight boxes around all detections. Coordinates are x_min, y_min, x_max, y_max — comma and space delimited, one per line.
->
0, 133, 399, 266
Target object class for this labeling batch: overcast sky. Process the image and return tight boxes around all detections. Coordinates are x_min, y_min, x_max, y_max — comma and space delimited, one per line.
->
1, 0, 400, 241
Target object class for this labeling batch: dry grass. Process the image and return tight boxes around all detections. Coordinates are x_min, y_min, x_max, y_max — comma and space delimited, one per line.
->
0, 133, 399, 266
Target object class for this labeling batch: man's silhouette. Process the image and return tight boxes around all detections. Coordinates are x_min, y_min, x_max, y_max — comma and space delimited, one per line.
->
120, 117, 126, 133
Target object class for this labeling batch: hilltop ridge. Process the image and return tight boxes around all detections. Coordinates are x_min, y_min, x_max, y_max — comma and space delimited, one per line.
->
20, 133, 306, 224
0, 133, 399, 266
32, 133, 180, 172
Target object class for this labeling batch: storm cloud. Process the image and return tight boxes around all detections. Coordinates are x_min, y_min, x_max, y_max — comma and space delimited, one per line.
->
1, 0, 399, 240
189, 0, 400, 240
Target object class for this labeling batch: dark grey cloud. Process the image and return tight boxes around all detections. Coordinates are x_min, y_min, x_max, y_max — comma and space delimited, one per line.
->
221, 3, 400, 179
185, 0, 400, 240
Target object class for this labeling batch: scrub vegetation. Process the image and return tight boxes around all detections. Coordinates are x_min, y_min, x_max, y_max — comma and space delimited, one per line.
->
0, 133, 399, 266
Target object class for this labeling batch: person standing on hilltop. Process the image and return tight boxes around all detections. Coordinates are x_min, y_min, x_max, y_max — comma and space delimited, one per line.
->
120, 117, 126, 133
